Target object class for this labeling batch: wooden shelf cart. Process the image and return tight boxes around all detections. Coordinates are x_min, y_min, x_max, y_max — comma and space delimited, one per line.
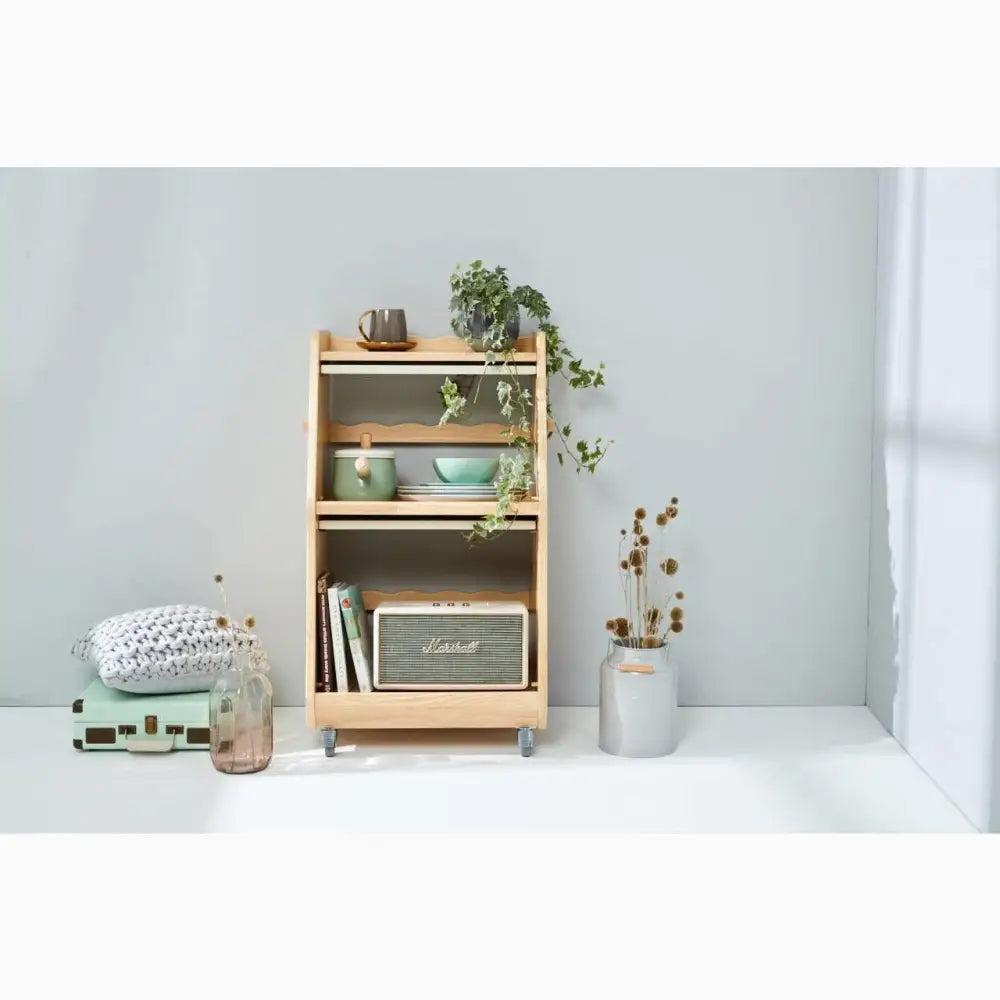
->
304, 331, 549, 756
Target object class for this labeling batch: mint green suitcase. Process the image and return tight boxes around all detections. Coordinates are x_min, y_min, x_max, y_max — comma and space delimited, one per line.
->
72, 678, 211, 752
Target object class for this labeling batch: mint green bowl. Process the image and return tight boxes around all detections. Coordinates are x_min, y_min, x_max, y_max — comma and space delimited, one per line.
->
432, 457, 500, 484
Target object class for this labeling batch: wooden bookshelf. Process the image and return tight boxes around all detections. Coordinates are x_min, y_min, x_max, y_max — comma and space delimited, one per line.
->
304, 330, 549, 756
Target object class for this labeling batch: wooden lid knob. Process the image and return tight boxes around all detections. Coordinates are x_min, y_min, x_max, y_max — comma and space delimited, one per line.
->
360, 432, 373, 450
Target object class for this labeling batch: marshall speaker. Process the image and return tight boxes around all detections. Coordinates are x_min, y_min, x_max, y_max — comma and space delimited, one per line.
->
373, 600, 529, 690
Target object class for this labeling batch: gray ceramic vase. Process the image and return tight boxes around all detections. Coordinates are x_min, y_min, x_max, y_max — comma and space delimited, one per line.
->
466, 305, 520, 352
598, 640, 679, 757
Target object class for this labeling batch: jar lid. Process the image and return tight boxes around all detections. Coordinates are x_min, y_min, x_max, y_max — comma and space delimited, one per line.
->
333, 447, 396, 458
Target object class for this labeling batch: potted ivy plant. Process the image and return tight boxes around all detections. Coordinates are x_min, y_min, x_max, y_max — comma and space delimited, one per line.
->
439, 260, 611, 541
448, 259, 522, 352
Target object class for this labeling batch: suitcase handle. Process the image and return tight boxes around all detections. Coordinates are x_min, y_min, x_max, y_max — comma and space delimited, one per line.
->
124, 737, 174, 753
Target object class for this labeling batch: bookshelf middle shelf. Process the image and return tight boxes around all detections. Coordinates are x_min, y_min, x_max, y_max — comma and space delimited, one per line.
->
316, 499, 538, 518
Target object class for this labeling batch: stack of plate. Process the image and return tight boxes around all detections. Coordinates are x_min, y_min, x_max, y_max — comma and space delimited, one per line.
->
398, 483, 498, 501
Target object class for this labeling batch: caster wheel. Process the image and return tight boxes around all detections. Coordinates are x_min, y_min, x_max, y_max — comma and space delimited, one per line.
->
517, 727, 535, 757
322, 727, 338, 758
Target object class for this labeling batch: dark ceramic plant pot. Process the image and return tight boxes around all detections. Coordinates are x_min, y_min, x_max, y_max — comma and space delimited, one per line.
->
466, 305, 520, 352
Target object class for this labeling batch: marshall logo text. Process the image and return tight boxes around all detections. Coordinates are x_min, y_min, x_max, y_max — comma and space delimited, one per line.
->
421, 637, 482, 655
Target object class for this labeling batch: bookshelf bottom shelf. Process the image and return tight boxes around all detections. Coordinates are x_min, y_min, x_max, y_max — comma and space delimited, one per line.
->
311, 690, 545, 730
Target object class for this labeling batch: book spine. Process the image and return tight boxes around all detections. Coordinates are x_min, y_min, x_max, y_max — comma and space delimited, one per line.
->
338, 586, 372, 692
317, 575, 333, 693
329, 589, 350, 693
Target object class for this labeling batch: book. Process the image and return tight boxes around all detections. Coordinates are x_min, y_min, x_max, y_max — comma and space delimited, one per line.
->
327, 580, 350, 693
337, 583, 373, 692
316, 573, 334, 693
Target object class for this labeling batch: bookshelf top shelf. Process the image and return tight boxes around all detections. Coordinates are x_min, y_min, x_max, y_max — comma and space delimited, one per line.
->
318, 333, 539, 365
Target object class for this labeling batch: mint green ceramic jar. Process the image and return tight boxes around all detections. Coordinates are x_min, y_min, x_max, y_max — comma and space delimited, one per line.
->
332, 447, 397, 501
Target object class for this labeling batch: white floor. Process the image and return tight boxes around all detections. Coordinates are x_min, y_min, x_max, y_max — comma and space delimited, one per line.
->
0, 706, 976, 833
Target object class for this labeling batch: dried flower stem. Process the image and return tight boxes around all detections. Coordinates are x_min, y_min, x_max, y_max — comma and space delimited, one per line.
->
637, 552, 644, 639
213, 573, 256, 660
608, 502, 685, 648
643, 548, 650, 639
618, 534, 634, 637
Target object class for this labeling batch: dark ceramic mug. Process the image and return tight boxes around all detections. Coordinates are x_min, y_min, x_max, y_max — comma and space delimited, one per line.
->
358, 308, 408, 343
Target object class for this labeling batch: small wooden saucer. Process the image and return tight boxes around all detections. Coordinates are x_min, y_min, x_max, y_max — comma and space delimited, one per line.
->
355, 340, 417, 352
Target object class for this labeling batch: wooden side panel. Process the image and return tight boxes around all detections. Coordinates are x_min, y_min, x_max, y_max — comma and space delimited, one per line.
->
305, 330, 327, 505
533, 331, 549, 728
305, 330, 329, 727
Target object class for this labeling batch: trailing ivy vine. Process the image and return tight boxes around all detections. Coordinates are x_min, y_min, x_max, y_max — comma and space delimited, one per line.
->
439, 260, 610, 541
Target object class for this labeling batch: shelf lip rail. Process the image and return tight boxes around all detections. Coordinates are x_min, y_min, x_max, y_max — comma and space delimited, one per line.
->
321, 362, 537, 376
318, 518, 536, 532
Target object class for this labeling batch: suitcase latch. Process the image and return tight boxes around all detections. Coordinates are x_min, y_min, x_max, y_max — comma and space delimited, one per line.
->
125, 736, 173, 753
144, 715, 158, 735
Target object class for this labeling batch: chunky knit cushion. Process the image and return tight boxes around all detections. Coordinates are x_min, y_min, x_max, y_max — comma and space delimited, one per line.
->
71, 604, 267, 694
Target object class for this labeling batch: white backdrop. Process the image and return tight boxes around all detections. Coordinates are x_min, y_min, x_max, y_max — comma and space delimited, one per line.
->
0, 168, 878, 707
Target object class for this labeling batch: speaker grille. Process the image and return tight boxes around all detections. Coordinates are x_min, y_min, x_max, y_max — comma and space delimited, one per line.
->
377, 613, 525, 687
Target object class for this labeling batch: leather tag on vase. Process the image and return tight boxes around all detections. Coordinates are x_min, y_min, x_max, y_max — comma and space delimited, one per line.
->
616, 662, 654, 674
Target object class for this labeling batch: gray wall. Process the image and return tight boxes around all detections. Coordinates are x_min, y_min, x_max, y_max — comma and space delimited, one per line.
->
0, 168, 878, 708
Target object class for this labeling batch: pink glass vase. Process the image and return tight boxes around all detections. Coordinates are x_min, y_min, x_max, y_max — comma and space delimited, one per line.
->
209, 649, 273, 774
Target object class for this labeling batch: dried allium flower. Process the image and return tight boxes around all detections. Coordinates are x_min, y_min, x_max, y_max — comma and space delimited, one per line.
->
634, 507, 647, 520
670, 620, 684, 634
213, 573, 223, 584
635, 566, 644, 577
664, 558, 679, 575
629, 549, 643, 568
215, 615, 229, 628
620, 528, 627, 537
605, 619, 615, 631
670, 607, 683, 622
640, 534, 650, 547
620, 560, 628, 570
655, 512, 668, 526
614, 619, 630, 639
671, 496, 679, 505
675, 591, 685, 599
244, 615, 256, 629
666, 505, 679, 519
